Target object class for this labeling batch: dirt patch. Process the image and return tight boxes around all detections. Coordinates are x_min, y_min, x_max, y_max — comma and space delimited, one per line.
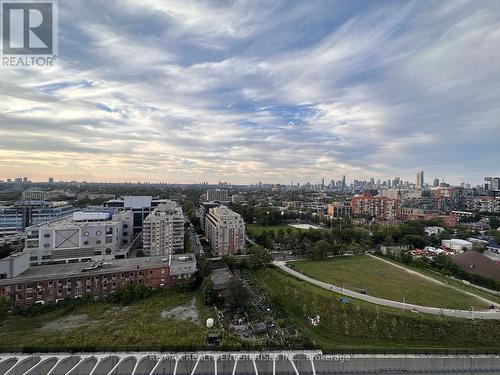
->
160, 298, 200, 324
40, 314, 97, 332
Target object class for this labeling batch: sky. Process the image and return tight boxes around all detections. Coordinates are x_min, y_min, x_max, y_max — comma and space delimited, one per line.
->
0, 0, 499, 185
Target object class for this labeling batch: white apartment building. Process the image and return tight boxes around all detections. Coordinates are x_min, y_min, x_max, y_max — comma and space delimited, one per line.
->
24, 210, 134, 265
206, 189, 230, 202
142, 201, 184, 256
205, 206, 245, 256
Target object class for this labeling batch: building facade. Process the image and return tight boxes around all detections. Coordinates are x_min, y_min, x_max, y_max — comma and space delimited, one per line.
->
351, 193, 400, 221
142, 201, 184, 256
0, 254, 196, 308
0, 200, 77, 238
205, 206, 245, 256
104, 196, 172, 236
24, 210, 134, 266
206, 189, 229, 202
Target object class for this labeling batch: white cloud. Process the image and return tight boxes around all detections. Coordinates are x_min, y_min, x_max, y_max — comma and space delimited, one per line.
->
0, 0, 499, 184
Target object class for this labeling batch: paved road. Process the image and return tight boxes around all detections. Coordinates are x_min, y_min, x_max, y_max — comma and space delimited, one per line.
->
273, 261, 500, 320
187, 225, 202, 255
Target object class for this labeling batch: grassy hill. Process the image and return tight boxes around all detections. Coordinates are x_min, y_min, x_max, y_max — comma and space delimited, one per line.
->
289, 256, 486, 309
255, 267, 500, 350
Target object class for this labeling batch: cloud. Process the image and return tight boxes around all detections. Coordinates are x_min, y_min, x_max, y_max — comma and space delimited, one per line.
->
0, 0, 499, 184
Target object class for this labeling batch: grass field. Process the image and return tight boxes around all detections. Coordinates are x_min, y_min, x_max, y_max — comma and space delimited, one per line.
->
289, 256, 485, 309
246, 224, 295, 237
0, 289, 239, 351
256, 267, 500, 350
373, 256, 500, 305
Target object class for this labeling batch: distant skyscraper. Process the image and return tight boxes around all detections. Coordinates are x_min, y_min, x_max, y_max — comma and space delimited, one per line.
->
341, 175, 346, 190
48, 177, 54, 184
433, 178, 439, 187
416, 171, 424, 188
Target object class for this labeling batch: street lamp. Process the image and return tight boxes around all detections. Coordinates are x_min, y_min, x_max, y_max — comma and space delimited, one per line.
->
266, 211, 269, 227
299, 211, 302, 223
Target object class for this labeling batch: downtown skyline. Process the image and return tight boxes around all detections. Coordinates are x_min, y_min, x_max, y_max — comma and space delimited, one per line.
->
1, 1, 500, 184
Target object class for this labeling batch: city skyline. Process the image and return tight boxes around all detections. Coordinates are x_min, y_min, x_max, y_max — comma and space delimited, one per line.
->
1, 1, 500, 184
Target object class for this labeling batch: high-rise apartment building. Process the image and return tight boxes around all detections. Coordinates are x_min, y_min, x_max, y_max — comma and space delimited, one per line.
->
104, 196, 172, 235
205, 206, 245, 256
142, 201, 184, 256
416, 171, 424, 188
22, 190, 48, 201
206, 189, 229, 202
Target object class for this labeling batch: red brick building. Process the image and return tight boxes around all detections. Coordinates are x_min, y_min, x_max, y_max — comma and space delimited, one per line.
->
0, 254, 196, 308
351, 192, 400, 221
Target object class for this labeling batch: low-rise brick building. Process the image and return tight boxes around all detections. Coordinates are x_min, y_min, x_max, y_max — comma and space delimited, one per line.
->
0, 253, 196, 308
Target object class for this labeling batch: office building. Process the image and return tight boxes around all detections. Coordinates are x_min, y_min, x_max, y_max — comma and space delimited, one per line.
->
205, 206, 245, 256
143, 201, 184, 256
416, 171, 424, 188
206, 189, 229, 202
0, 200, 76, 238
24, 210, 133, 265
104, 196, 172, 235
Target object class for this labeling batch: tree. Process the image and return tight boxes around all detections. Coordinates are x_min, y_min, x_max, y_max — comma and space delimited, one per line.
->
200, 277, 216, 306
255, 208, 284, 226
224, 279, 249, 308
222, 255, 236, 270
0, 296, 10, 318
401, 235, 426, 249
247, 245, 273, 268
298, 238, 313, 256
184, 231, 192, 252
312, 240, 330, 259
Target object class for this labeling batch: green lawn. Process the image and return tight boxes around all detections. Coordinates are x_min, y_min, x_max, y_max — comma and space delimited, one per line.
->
246, 223, 295, 237
373, 256, 500, 305
289, 256, 485, 309
0, 289, 237, 351
256, 267, 500, 350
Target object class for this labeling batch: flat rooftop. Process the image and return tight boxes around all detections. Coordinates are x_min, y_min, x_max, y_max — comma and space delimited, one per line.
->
0, 253, 196, 285
1, 353, 499, 375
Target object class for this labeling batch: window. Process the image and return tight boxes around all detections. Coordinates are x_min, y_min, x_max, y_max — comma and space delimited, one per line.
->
84, 231, 89, 236
96, 231, 102, 235
123, 223, 128, 229
83, 241, 89, 246
105, 248, 112, 254
44, 243, 50, 248
43, 233, 51, 238
96, 240, 101, 245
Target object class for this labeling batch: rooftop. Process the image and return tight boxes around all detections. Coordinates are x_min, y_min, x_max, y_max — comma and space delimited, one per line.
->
452, 251, 500, 281
210, 267, 233, 288
0, 253, 196, 285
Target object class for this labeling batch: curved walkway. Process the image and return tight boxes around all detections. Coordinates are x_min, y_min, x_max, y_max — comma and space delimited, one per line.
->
273, 260, 500, 320
366, 254, 500, 308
